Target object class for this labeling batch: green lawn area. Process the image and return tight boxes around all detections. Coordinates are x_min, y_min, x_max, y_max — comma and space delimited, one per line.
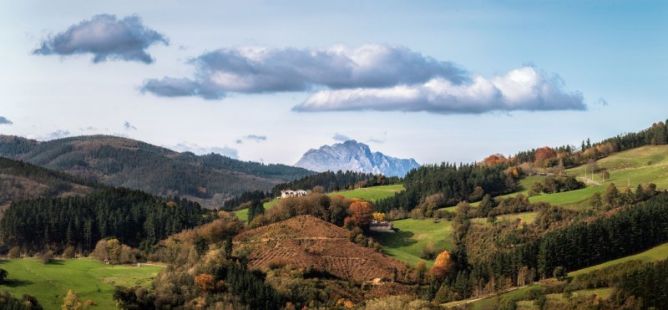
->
329, 183, 404, 201
373, 218, 453, 267
569, 242, 668, 277
459, 285, 540, 310
234, 198, 278, 222
0, 258, 162, 309
471, 211, 538, 225
234, 184, 404, 222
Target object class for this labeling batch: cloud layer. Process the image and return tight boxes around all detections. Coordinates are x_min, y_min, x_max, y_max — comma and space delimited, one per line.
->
294, 67, 585, 114
142, 44, 467, 99
141, 44, 585, 114
0, 116, 12, 125
34, 14, 167, 64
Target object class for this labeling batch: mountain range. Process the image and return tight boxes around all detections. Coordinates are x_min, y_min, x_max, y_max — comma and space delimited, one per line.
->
0, 135, 313, 208
295, 140, 420, 177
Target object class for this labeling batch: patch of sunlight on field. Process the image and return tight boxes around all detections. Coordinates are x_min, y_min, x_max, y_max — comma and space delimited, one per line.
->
374, 218, 453, 267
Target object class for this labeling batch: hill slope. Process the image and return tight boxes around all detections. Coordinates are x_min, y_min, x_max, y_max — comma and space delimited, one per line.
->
495, 145, 668, 209
0, 135, 313, 208
233, 215, 411, 283
296, 140, 419, 177
0, 156, 94, 213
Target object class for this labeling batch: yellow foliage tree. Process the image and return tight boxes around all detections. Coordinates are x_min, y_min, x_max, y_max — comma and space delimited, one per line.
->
372, 212, 385, 222
61, 289, 83, 310
430, 250, 454, 281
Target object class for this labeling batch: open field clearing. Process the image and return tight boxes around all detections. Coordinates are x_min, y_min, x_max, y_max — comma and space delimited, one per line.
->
373, 218, 453, 267
471, 211, 538, 225
0, 258, 162, 309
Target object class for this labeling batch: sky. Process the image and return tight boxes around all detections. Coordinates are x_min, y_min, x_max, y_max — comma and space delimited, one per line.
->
0, 0, 666, 165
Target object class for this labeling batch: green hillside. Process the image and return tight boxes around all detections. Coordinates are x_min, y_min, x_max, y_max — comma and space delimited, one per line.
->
0, 258, 162, 309
0, 135, 313, 208
484, 145, 668, 209
457, 242, 668, 309
373, 218, 453, 267
569, 242, 668, 276
329, 184, 404, 201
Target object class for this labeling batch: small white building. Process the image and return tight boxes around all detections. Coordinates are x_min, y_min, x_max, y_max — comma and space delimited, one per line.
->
280, 189, 308, 198
369, 220, 394, 233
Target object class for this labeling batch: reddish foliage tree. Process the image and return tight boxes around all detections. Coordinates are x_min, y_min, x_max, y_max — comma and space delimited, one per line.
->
534, 147, 557, 167
348, 200, 374, 228
195, 273, 215, 292
483, 154, 507, 166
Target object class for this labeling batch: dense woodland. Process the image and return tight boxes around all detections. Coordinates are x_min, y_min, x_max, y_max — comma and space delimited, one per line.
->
0, 188, 209, 252
272, 171, 399, 195
376, 163, 517, 212
435, 188, 667, 302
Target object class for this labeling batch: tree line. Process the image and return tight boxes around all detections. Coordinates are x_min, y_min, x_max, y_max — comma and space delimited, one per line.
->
271, 170, 400, 196
0, 188, 209, 253
375, 163, 517, 212
471, 191, 668, 286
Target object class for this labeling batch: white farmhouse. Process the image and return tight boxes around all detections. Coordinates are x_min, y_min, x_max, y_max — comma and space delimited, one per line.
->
280, 189, 308, 198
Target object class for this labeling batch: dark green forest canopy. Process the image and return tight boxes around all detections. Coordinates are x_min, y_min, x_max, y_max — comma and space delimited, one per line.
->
376, 163, 517, 212
0, 188, 208, 252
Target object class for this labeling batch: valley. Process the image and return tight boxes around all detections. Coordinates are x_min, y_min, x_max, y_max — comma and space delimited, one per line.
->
2, 120, 668, 309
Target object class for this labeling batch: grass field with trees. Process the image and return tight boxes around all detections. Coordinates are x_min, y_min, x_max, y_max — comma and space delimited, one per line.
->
0, 258, 161, 309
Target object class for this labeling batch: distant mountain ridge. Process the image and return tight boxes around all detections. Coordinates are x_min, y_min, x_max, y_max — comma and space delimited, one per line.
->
295, 140, 419, 177
0, 135, 313, 208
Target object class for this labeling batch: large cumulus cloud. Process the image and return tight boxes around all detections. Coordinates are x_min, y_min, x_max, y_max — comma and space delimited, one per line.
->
34, 14, 168, 64
142, 44, 586, 114
294, 67, 585, 113
141, 44, 467, 99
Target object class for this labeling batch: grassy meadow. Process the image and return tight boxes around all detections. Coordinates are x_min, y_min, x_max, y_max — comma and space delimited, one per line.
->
373, 218, 453, 267
0, 258, 162, 309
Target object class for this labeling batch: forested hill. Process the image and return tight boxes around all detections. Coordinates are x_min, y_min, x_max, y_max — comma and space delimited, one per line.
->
0, 156, 96, 209
0, 135, 313, 208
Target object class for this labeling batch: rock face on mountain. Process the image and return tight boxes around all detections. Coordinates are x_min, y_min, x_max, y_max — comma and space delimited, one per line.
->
295, 140, 419, 177
0, 135, 313, 208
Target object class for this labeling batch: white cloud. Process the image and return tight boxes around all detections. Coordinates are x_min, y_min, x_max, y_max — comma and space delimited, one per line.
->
171, 142, 239, 159
294, 67, 585, 114
40, 130, 72, 141
332, 133, 351, 142
34, 14, 168, 64
142, 44, 466, 99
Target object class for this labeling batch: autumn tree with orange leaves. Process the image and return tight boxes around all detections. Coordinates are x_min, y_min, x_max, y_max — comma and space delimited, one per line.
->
348, 200, 374, 229
483, 154, 507, 166
195, 273, 215, 292
534, 147, 557, 167
430, 250, 454, 281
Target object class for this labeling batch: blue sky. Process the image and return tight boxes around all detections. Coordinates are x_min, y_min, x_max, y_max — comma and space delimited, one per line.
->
0, 1, 666, 165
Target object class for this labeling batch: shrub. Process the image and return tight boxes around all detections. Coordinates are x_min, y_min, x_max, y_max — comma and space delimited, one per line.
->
0, 268, 7, 283
62, 246, 76, 259
7, 246, 20, 259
